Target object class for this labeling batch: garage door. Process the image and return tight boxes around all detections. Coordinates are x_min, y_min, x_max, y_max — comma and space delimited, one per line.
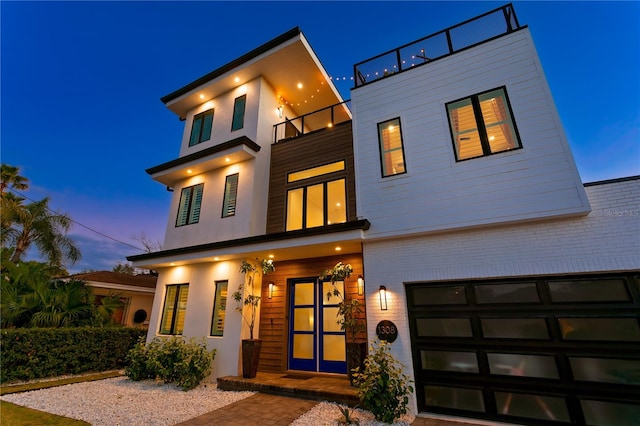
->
406, 273, 640, 425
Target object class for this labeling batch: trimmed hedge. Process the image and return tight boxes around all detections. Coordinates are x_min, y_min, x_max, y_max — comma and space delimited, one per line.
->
0, 327, 146, 384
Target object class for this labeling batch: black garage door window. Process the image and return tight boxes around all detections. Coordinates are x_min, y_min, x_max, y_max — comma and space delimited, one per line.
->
406, 273, 640, 426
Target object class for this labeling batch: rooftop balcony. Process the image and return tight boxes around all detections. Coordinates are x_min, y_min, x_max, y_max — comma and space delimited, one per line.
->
353, 3, 522, 87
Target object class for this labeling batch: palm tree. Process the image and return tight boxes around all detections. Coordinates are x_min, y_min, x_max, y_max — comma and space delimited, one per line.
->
1, 163, 29, 196
4, 197, 81, 267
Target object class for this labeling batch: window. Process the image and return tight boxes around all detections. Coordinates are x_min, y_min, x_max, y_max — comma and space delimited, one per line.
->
286, 178, 346, 231
176, 183, 204, 226
189, 110, 213, 146
231, 95, 246, 131
159, 284, 189, 335
378, 118, 406, 177
210, 281, 228, 336
447, 87, 521, 161
222, 174, 239, 217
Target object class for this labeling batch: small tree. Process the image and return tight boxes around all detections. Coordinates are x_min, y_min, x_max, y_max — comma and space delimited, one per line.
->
320, 262, 366, 341
232, 258, 275, 340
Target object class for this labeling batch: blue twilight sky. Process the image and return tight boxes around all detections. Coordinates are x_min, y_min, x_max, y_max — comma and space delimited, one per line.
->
2, 1, 639, 273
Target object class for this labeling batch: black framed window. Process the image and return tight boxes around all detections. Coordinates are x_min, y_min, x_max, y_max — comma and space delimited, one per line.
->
222, 174, 238, 218
378, 118, 406, 177
231, 95, 246, 131
446, 86, 521, 161
286, 178, 346, 231
159, 284, 188, 335
210, 281, 228, 336
189, 110, 213, 146
176, 183, 204, 227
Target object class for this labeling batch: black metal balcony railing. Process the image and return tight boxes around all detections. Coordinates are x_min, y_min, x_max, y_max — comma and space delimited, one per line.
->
353, 3, 521, 87
273, 100, 352, 143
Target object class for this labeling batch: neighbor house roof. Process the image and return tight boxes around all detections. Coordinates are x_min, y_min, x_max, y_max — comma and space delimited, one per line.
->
71, 271, 157, 289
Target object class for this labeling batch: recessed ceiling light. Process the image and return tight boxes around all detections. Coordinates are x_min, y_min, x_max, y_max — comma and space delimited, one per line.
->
297, 82, 303, 89
187, 169, 192, 174
170, 262, 175, 266
225, 157, 230, 162
335, 246, 342, 251
214, 257, 219, 261
268, 254, 274, 259
199, 94, 205, 99
234, 77, 240, 83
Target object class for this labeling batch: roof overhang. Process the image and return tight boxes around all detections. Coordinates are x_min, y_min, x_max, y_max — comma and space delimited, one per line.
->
161, 27, 344, 120
127, 220, 370, 269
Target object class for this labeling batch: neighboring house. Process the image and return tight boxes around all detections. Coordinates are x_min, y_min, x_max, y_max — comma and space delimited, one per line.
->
72, 271, 156, 328
128, 4, 639, 425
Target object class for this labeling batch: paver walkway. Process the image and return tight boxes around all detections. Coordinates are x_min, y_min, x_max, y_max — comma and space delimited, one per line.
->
174, 393, 490, 426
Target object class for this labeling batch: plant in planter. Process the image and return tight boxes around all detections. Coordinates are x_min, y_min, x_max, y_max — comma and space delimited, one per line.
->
320, 261, 367, 384
232, 258, 275, 378
352, 338, 414, 424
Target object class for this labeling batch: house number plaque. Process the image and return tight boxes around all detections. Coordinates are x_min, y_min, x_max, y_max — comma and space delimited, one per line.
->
376, 320, 398, 343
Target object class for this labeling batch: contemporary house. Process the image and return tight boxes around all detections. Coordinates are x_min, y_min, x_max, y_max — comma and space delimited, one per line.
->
128, 4, 639, 425
71, 271, 156, 327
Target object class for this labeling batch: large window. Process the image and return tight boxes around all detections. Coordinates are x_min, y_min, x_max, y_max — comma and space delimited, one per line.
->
189, 110, 213, 147
446, 87, 521, 161
210, 281, 228, 336
231, 95, 246, 131
176, 183, 204, 227
378, 118, 406, 177
159, 284, 189, 335
222, 174, 238, 218
286, 178, 346, 231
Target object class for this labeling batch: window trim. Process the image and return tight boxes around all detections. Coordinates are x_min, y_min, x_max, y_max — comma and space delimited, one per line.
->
446, 86, 522, 162
210, 280, 228, 337
222, 174, 239, 218
377, 117, 407, 178
176, 183, 204, 227
231, 94, 246, 131
189, 109, 214, 147
159, 283, 189, 335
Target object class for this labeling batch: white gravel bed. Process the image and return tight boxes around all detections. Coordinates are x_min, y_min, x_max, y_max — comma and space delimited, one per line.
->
291, 401, 415, 426
1, 376, 254, 426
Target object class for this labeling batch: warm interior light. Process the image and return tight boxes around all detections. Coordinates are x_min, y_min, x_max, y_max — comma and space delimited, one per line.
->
379, 286, 388, 310
297, 82, 303, 89
327, 123, 333, 128
268, 282, 274, 299
357, 275, 364, 296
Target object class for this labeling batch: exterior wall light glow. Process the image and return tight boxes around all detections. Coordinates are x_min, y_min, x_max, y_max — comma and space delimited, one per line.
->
379, 286, 388, 310
268, 282, 274, 299
357, 275, 364, 296
277, 105, 284, 118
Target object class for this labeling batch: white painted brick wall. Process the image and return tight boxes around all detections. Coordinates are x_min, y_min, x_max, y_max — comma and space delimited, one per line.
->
364, 177, 639, 414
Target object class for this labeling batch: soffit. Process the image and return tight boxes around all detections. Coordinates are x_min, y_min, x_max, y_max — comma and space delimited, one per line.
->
164, 33, 343, 120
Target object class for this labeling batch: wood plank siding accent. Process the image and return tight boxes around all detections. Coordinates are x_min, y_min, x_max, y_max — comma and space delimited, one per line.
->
266, 121, 356, 234
257, 253, 365, 373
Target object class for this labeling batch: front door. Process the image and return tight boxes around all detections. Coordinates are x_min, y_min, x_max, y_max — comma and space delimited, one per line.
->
288, 278, 346, 373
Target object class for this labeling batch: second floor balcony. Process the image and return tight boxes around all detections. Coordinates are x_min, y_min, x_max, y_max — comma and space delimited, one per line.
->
274, 100, 351, 143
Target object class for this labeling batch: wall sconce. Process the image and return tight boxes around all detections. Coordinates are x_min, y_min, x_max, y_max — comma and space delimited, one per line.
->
357, 275, 364, 296
379, 286, 388, 310
277, 105, 284, 118
268, 282, 274, 299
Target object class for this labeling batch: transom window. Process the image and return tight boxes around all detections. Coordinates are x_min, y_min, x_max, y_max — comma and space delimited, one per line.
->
189, 110, 213, 147
159, 284, 189, 335
176, 183, 204, 227
231, 95, 246, 131
378, 118, 406, 177
446, 87, 521, 161
286, 178, 346, 231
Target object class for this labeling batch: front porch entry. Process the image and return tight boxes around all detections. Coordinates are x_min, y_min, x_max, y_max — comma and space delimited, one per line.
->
288, 277, 346, 374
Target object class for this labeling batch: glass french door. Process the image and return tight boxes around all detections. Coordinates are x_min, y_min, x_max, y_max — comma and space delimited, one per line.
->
288, 278, 346, 373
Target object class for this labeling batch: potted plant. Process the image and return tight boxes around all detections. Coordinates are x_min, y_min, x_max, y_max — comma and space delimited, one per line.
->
320, 262, 367, 385
232, 258, 275, 378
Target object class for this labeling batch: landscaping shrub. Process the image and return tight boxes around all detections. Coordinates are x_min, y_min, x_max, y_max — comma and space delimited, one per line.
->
0, 326, 146, 384
352, 338, 414, 423
125, 336, 216, 391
